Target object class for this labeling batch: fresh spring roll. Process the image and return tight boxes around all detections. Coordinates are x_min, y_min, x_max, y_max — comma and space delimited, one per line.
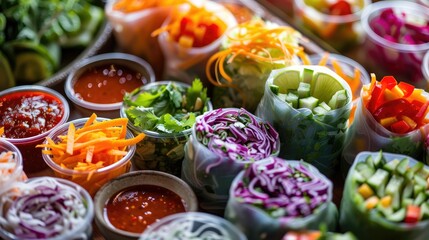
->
105, 0, 189, 77
341, 75, 429, 173
153, 0, 237, 84
256, 65, 352, 176
340, 151, 429, 240
206, 18, 309, 113
225, 157, 338, 240
181, 108, 280, 211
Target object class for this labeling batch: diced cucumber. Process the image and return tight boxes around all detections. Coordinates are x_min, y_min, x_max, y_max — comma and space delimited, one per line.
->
299, 96, 319, 110
383, 159, 400, 173
414, 175, 427, 188
270, 84, 280, 95
402, 198, 414, 208
353, 171, 366, 183
365, 155, 375, 169
391, 192, 401, 210
386, 208, 406, 222
318, 101, 331, 111
286, 92, 299, 108
313, 106, 328, 115
373, 151, 386, 168
302, 67, 314, 84
421, 203, 429, 219
414, 184, 425, 196
377, 204, 393, 217
297, 82, 311, 98
356, 162, 375, 180
395, 158, 409, 176
328, 89, 347, 109
416, 167, 429, 180
414, 192, 426, 206
278, 93, 287, 102
368, 169, 390, 197
411, 162, 425, 173
402, 182, 414, 201
385, 175, 404, 197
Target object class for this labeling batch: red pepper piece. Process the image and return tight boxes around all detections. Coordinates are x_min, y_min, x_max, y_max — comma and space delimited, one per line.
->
390, 120, 411, 134
373, 98, 415, 121
366, 84, 385, 113
201, 23, 221, 47
329, 0, 352, 16
397, 82, 415, 98
380, 76, 397, 90
405, 205, 421, 223
415, 100, 429, 122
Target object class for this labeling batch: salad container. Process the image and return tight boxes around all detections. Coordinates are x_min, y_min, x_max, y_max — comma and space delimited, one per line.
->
121, 80, 212, 177
0, 139, 26, 194
65, 52, 155, 118
41, 116, 141, 196
0, 177, 94, 240
156, 0, 237, 84
340, 151, 429, 240
207, 18, 306, 113
139, 212, 246, 240
341, 76, 429, 174
293, 0, 370, 51
360, 1, 429, 90
225, 157, 338, 240
0, 85, 70, 173
181, 108, 280, 211
256, 65, 352, 176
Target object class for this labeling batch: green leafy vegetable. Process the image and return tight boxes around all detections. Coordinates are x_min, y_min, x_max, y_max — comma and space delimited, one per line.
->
124, 79, 210, 133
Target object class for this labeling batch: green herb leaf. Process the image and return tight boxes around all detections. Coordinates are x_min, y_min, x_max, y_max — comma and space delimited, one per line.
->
125, 106, 159, 131
186, 78, 208, 111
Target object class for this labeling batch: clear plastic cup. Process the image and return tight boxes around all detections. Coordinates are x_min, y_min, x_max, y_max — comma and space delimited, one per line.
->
65, 52, 155, 119
293, 0, 370, 51
423, 50, 429, 83
94, 170, 198, 240
41, 117, 136, 196
139, 212, 246, 240
120, 81, 213, 177
0, 139, 26, 194
361, 1, 429, 90
0, 85, 70, 173
0, 176, 94, 240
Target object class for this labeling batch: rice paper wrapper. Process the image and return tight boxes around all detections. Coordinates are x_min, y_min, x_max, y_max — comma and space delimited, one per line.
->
225, 159, 338, 240
340, 151, 429, 240
105, 1, 173, 77
181, 108, 280, 211
341, 96, 427, 174
158, 1, 237, 85
256, 66, 352, 176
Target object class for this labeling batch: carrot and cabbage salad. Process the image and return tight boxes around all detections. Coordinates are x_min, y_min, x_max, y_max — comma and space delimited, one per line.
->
37, 114, 145, 173
0, 151, 21, 187
113, 0, 189, 13
151, 1, 228, 48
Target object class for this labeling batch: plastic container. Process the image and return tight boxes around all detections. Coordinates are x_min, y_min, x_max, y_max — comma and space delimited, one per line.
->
65, 52, 155, 118
0, 177, 94, 240
41, 117, 136, 196
360, 1, 429, 90
423, 50, 429, 83
0, 85, 70, 173
120, 81, 213, 177
293, 0, 370, 51
0, 139, 26, 194
139, 212, 246, 240
94, 170, 197, 240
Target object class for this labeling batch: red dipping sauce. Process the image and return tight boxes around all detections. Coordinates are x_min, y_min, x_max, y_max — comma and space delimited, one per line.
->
0, 86, 69, 173
73, 64, 144, 104
104, 185, 186, 233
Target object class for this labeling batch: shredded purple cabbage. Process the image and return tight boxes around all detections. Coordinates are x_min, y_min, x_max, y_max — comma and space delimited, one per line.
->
233, 157, 329, 219
195, 108, 279, 163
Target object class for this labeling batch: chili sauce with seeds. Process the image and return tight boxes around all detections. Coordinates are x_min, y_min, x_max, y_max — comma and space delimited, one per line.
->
0, 92, 64, 138
73, 64, 145, 104
104, 185, 186, 233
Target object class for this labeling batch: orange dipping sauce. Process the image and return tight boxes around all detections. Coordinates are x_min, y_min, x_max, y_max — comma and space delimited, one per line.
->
104, 185, 186, 233
73, 64, 144, 104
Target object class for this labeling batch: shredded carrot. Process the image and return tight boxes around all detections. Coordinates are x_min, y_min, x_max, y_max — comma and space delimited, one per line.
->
0, 127, 4, 136
37, 114, 145, 177
112, 0, 190, 13
317, 52, 329, 66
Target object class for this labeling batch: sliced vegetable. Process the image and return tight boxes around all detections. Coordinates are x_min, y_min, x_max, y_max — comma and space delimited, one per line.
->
113, 0, 189, 13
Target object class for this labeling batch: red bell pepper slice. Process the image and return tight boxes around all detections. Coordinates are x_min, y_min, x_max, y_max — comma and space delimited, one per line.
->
366, 84, 385, 113
380, 76, 397, 90
373, 98, 415, 121
405, 205, 421, 223
398, 82, 415, 97
415, 100, 429, 123
390, 120, 411, 134
329, 0, 352, 16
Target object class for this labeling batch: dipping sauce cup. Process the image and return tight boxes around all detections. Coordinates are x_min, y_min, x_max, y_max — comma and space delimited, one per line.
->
0, 85, 69, 173
41, 117, 138, 196
361, 1, 429, 90
65, 52, 155, 118
294, 0, 370, 51
94, 170, 197, 240
0, 139, 26, 194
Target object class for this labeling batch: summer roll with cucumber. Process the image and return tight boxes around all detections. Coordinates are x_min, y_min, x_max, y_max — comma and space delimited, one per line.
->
225, 157, 338, 240
341, 75, 429, 172
206, 18, 309, 113
181, 108, 280, 211
340, 151, 429, 240
256, 65, 352, 176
